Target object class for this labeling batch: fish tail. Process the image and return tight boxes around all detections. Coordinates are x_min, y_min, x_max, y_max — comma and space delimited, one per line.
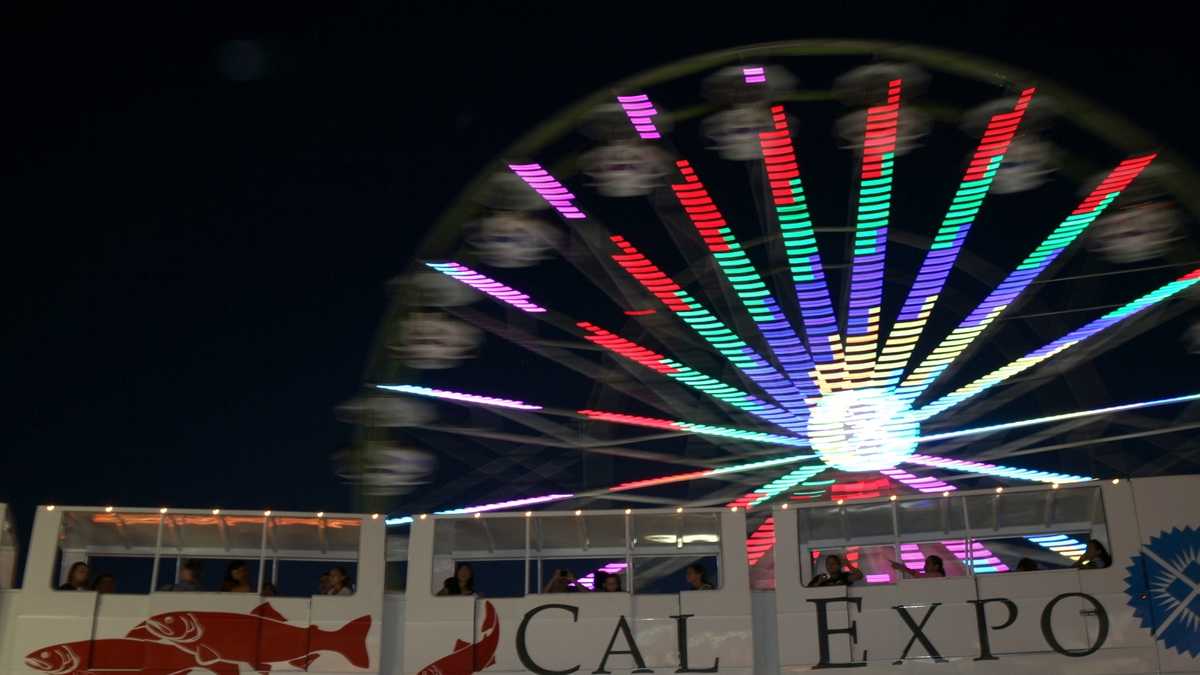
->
313, 615, 371, 669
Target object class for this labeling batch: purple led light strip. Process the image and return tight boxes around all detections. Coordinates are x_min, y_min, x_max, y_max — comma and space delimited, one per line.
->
743, 66, 766, 84
425, 261, 547, 313
509, 163, 586, 220
617, 94, 661, 140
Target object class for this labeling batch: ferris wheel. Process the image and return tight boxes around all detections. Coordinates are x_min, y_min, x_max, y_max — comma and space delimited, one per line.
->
345, 41, 1200, 524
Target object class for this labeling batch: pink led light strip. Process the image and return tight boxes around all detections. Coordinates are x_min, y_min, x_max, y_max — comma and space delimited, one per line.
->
743, 66, 766, 84
509, 163, 586, 220
617, 94, 661, 140
425, 262, 547, 313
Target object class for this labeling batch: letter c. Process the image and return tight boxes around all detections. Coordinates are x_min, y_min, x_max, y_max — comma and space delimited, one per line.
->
517, 603, 581, 675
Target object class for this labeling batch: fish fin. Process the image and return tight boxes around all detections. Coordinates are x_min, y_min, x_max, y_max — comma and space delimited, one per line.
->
250, 602, 288, 623
196, 645, 222, 666
453, 639, 469, 651
320, 615, 371, 669
287, 654, 320, 670
481, 601, 497, 633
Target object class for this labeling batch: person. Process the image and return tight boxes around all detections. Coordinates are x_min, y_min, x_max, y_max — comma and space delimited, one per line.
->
602, 574, 623, 592
685, 563, 713, 590
543, 569, 579, 593
161, 559, 204, 591
891, 555, 946, 579
1016, 557, 1039, 572
318, 572, 331, 595
1073, 539, 1112, 570
59, 562, 90, 591
326, 566, 353, 596
260, 582, 277, 597
221, 561, 253, 592
807, 554, 864, 587
594, 571, 609, 592
436, 577, 461, 596
453, 562, 475, 596
92, 573, 116, 593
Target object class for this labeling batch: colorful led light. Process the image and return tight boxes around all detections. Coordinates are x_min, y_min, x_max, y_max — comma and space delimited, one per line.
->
843, 79, 901, 388
907, 453, 1093, 484
577, 322, 804, 431
608, 235, 808, 411
918, 540, 1010, 574
669, 160, 821, 397
577, 409, 811, 447
424, 261, 548, 313
875, 89, 1035, 389
743, 66, 766, 84
1026, 533, 1088, 561
617, 94, 661, 140
577, 561, 629, 590
509, 162, 586, 219
436, 493, 576, 515
897, 154, 1158, 403
376, 384, 542, 410
745, 517, 775, 566
917, 268, 1200, 420
758, 105, 846, 390
879, 467, 956, 493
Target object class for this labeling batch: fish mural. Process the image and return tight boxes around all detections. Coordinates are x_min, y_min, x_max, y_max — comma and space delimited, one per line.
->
125, 603, 371, 671
24, 639, 238, 675
416, 601, 499, 675
25, 603, 371, 675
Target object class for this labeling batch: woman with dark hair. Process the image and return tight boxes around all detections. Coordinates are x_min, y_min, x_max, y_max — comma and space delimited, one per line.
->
685, 563, 713, 590
808, 554, 864, 587
59, 562, 90, 590
327, 566, 353, 596
221, 561, 252, 592
454, 562, 475, 596
1073, 540, 1112, 569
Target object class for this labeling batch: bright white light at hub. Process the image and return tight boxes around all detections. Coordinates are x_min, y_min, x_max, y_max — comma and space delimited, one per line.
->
807, 388, 919, 472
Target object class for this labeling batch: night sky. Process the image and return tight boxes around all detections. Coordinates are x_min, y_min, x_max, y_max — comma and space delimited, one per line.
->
2, 4, 1195, 550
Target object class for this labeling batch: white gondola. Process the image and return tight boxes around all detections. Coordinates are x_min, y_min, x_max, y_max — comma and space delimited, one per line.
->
2, 475, 1199, 674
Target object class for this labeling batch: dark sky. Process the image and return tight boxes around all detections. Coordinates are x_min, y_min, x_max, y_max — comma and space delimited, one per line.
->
1, 3, 1194, 546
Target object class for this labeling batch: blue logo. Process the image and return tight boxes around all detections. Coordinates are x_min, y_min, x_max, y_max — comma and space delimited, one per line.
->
1125, 526, 1200, 658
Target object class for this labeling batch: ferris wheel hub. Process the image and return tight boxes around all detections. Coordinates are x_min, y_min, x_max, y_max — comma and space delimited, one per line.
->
807, 388, 920, 472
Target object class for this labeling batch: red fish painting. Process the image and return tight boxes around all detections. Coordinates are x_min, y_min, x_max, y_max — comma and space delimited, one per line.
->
416, 601, 500, 675
24, 638, 238, 675
125, 602, 371, 671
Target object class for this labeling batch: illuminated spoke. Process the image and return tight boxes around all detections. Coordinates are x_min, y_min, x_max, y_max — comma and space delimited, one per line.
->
617, 93, 662, 139
875, 89, 1035, 388
578, 321, 806, 432
905, 454, 1093, 484
668, 159, 821, 398
608, 236, 809, 412
896, 154, 1158, 403
758, 106, 846, 390
916, 268, 1200, 421
425, 261, 548, 313
844, 79, 901, 388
